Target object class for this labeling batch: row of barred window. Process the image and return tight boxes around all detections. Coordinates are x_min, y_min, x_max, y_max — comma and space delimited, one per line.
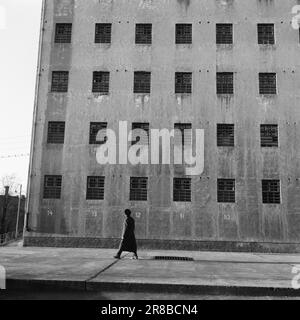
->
43, 175, 281, 204
50, 71, 277, 95
47, 122, 279, 148
54, 23, 281, 45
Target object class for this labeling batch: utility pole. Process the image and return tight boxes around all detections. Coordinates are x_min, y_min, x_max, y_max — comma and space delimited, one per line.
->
15, 184, 22, 239
0, 186, 9, 239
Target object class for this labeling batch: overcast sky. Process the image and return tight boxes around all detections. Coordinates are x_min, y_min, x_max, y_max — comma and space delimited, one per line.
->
0, 0, 42, 194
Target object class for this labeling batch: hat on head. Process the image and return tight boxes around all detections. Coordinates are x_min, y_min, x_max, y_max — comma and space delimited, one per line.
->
124, 209, 131, 216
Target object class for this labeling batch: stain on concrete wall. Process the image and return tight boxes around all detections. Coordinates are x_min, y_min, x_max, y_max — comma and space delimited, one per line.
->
257, 0, 274, 6
177, 0, 191, 10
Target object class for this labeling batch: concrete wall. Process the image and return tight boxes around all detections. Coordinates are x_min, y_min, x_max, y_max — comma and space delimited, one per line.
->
27, 0, 300, 249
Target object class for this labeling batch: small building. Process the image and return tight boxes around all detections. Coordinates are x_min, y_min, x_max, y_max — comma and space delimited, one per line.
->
0, 195, 25, 235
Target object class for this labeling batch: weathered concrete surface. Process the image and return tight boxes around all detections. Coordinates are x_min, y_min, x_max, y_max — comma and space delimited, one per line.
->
0, 246, 116, 286
1, 246, 300, 296
28, 0, 300, 249
23, 234, 300, 253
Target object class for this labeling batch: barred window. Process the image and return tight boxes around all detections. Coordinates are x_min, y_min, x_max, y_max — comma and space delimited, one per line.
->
216, 24, 233, 44
51, 71, 69, 92
258, 24, 275, 45
47, 122, 65, 144
218, 179, 235, 203
174, 123, 192, 146
92, 71, 110, 94
86, 176, 105, 200
259, 73, 277, 94
173, 178, 191, 202
95, 23, 112, 43
136, 24, 152, 44
134, 71, 151, 94
217, 124, 234, 147
261, 124, 278, 147
175, 72, 192, 94
131, 122, 149, 145
262, 180, 281, 204
89, 122, 107, 145
130, 177, 148, 201
176, 24, 192, 44
55, 23, 72, 43
43, 175, 62, 199
217, 72, 234, 94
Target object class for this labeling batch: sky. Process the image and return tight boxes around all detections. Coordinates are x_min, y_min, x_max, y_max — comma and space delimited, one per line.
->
0, 0, 42, 194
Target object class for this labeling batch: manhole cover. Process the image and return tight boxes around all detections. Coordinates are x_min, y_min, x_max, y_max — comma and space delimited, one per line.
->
154, 256, 194, 261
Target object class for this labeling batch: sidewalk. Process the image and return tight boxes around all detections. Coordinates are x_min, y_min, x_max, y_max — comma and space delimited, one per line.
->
1, 245, 300, 297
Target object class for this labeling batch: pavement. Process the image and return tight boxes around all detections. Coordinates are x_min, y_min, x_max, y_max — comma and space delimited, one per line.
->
1, 243, 300, 298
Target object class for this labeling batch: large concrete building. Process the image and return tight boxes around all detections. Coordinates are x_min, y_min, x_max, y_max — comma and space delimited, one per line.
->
25, 0, 300, 252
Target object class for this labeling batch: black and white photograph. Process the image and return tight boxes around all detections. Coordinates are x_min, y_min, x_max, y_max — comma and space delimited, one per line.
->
1, 0, 300, 311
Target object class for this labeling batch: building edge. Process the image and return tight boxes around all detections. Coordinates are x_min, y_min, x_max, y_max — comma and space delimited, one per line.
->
23, 0, 47, 238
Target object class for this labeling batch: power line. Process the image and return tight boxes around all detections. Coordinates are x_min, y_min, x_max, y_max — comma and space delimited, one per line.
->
0, 139, 31, 144
0, 135, 31, 141
0, 153, 30, 159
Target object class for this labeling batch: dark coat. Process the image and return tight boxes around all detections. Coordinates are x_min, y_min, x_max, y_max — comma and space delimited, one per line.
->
119, 216, 137, 253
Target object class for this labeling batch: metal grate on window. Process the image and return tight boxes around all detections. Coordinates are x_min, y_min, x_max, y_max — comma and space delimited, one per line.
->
174, 123, 192, 146
92, 71, 110, 94
89, 122, 108, 145
47, 122, 65, 144
134, 71, 151, 94
51, 71, 69, 92
261, 124, 278, 147
175, 72, 192, 94
136, 24, 152, 44
176, 24, 192, 44
55, 23, 72, 43
95, 23, 112, 43
262, 180, 281, 204
218, 179, 235, 203
43, 175, 62, 199
217, 124, 234, 147
131, 123, 149, 145
217, 72, 234, 94
130, 177, 148, 201
258, 24, 275, 45
259, 73, 277, 94
173, 178, 191, 202
216, 24, 233, 44
86, 176, 105, 200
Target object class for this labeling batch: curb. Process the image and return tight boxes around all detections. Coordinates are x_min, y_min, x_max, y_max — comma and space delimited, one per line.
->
5, 278, 300, 297
7, 279, 86, 291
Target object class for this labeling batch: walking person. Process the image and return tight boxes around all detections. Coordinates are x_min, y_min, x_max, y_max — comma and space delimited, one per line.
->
114, 209, 138, 259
